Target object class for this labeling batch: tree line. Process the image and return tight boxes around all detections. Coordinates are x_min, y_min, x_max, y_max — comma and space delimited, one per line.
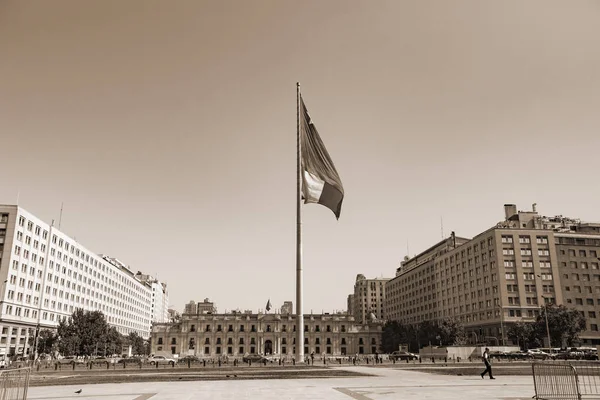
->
33, 309, 150, 358
381, 304, 586, 353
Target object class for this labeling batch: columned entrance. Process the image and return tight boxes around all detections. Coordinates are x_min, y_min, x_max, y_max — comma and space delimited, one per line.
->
264, 340, 273, 355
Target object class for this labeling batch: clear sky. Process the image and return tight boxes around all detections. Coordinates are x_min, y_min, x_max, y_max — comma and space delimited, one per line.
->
1, 0, 599, 314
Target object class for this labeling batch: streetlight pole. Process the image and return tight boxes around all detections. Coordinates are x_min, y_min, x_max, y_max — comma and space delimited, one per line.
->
542, 301, 551, 352
497, 306, 505, 347
537, 275, 553, 352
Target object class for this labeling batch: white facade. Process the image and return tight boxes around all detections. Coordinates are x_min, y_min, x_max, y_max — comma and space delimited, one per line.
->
0, 205, 154, 358
151, 281, 169, 323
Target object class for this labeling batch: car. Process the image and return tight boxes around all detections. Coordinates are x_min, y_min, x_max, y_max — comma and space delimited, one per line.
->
242, 354, 268, 363
58, 356, 85, 365
178, 355, 199, 363
118, 356, 145, 364
90, 357, 110, 364
389, 351, 418, 361
147, 355, 176, 365
527, 350, 554, 360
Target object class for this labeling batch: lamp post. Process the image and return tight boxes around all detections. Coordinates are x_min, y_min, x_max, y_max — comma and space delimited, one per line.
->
497, 305, 505, 347
537, 275, 553, 352
541, 300, 552, 352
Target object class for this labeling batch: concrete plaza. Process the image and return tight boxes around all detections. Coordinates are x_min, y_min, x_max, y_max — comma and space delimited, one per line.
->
27, 366, 534, 400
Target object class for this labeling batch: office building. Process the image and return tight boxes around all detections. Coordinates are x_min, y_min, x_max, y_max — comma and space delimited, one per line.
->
352, 274, 390, 323
0, 205, 167, 358
386, 203, 600, 346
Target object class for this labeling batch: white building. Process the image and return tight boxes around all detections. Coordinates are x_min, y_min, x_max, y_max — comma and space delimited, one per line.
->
135, 273, 169, 324
0, 205, 161, 358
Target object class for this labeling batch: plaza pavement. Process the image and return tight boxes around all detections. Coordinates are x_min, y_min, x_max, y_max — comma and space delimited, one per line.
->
27, 365, 534, 400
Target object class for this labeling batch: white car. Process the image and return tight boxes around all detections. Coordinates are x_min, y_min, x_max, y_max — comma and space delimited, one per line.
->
147, 355, 176, 365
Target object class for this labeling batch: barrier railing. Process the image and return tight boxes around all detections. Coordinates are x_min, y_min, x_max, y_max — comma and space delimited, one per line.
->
0, 367, 31, 400
569, 361, 600, 399
532, 361, 600, 400
532, 363, 580, 400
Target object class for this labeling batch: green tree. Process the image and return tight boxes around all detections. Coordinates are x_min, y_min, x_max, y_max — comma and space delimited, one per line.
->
536, 304, 586, 347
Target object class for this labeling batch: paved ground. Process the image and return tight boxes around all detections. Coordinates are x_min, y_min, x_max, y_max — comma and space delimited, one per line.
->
27, 366, 535, 400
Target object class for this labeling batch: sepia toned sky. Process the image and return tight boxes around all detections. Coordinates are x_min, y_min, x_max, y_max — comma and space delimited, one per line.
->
1, 0, 599, 314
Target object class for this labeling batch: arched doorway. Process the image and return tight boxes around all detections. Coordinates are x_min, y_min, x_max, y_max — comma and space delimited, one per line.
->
264, 340, 273, 355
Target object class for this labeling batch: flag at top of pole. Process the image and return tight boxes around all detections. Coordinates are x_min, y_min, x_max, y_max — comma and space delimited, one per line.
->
266, 299, 272, 312
299, 96, 345, 219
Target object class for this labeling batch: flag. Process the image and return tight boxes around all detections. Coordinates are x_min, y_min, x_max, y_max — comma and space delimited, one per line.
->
300, 97, 345, 219
266, 299, 272, 312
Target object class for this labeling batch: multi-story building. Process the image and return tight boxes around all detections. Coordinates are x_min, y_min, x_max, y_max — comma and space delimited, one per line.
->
151, 307, 383, 358
347, 294, 354, 316
280, 301, 293, 315
386, 203, 600, 346
0, 205, 163, 359
352, 274, 390, 323
386, 204, 562, 345
184, 299, 217, 315
553, 221, 600, 345
136, 273, 169, 324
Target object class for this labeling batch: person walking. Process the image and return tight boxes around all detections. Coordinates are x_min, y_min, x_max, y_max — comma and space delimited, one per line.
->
480, 348, 495, 379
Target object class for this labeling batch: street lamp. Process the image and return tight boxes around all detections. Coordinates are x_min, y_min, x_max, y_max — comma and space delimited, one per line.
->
541, 298, 552, 352
536, 274, 553, 352
497, 305, 505, 347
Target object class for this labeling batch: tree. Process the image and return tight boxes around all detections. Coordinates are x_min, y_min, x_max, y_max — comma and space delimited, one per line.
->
381, 321, 408, 353
36, 329, 58, 356
536, 304, 586, 347
506, 321, 536, 350
127, 332, 146, 356
57, 308, 124, 356
381, 318, 467, 353
438, 318, 467, 346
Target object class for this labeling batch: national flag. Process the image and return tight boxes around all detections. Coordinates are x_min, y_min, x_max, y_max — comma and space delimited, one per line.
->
266, 299, 272, 312
300, 97, 344, 219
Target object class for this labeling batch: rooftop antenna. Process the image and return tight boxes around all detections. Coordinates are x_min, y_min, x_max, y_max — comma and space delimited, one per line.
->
441, 216, 444, 238
58, 202, 64, 230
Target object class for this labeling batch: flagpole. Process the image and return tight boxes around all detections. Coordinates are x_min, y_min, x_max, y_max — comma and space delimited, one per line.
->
296, 82, 304, 363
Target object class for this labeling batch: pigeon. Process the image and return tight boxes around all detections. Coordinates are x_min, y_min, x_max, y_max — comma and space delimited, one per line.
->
75, 389, 82, 394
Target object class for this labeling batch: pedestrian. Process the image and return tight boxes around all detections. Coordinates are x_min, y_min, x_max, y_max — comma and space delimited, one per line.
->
480, 348, 495, 379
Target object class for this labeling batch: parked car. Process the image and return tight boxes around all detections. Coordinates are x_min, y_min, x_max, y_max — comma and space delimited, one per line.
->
242, 354, 268, 363
147, 355, 176, 365
389, 351, 419, 361
506, 351, 532, 360
118, 356, 145, 364
178, 355, 199, 364
489, 351, 510, 360
527, 349, 554, 360
58, 356, 85, 365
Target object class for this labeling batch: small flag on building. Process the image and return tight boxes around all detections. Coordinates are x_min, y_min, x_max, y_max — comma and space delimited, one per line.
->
300, 97, 344, 219
266, 299, 272, 312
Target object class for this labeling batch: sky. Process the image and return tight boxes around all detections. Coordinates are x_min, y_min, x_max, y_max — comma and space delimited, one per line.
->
1, 0, 599, 314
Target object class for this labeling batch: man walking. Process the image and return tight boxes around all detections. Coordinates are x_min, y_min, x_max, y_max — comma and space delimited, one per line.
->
480, 348, 495, 379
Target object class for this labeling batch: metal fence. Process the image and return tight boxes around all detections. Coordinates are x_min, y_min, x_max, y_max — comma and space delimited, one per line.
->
0, 368, 31, 400
532, 361, 600, 400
